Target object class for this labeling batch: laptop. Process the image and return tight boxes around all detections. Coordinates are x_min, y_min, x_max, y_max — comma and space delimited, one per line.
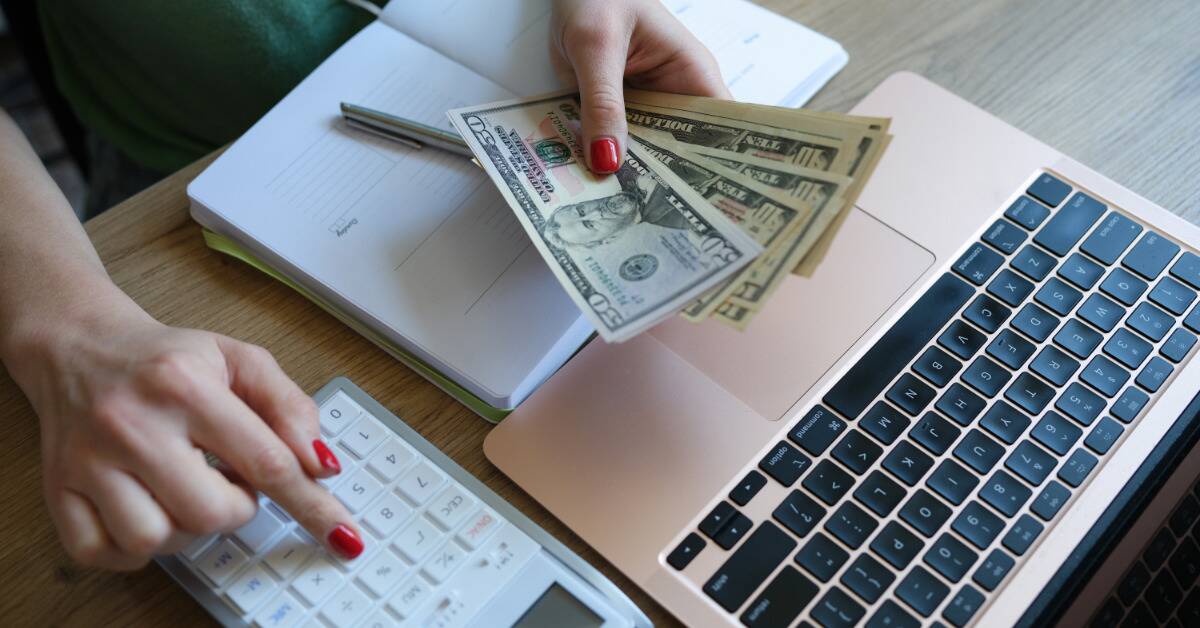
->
482, 72, 1200, 626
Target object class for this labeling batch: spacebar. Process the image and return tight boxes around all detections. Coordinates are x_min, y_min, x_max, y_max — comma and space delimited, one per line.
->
823, 273, 974, 420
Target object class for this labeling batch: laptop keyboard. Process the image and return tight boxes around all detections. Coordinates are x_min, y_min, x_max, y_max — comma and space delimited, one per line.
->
665, 171, 1200, 627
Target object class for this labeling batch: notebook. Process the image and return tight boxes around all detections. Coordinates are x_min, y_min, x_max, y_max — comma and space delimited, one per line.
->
187, 0, 848, 420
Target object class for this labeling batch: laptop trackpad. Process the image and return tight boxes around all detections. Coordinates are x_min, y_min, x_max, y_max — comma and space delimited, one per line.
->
649, 207, 934, 420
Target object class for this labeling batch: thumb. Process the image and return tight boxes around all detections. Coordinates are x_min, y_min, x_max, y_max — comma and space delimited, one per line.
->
566, 30, 630, 174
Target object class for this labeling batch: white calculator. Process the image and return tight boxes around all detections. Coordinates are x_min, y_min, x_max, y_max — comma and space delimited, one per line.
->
158, 377, 650, 628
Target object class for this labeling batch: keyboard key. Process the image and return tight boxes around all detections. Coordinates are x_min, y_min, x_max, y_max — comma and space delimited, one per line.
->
825, 502, 878, 549
1031, 481, 1072, 521
1002, 514, 1044, 556
1081, 355, 1130, 398
962, 356, 1011, 397
1112, 386, 1151, 423
197, 538, 249, 586
1006, 440, 1056, 485
954, 429, 1005, 474
1105, 327, 1154, 369
789, 405, 846, 456
871, 521, 924, 570
292, 557, 343, 606
391, 516, 443, 563
942, 585, 986, 627
729, 470, 767, 506
987, 329, 1036, 370
396, 460, 444, 505
362, 491, 412, 539
334, 469, 384, 514
1034, 191, 1105, 256
900, 489, 953, 538
1101, 267, 1149, 305
1030, 345, 1080, 386
1084, 416, 1124, 455
1146, 527, 1177, 571
666, 533, 705, 570
811, 587, 865, 627
855, 471, 906, 517
796, 532, 849, 582
1169, 537, 1200, 589
1137, 356, 1174, 392
887, 374, 937, 417
1011, 303, 1059, 342
704, 521, 796, 612
1054, 319, 1103, 358
1077, 293, 1125, 332
1171, 251, 1200, 289
356, 549, 407, 598
1031, 411, 1082, 455
233, 504, 287, 554
1011, 244, 1056, 281
1035, 277, 1083, 316
973, 549, 1015, 591
911, 412, 961, 456
832, 430, 883, 475
867, 600, 921, 628
841, 553, 895, 603
1129, 302, 1174, 342
964, 294, 1011, 333
952, 501, 1004, 549
740, 566, 817, 628
913, 347, 963, 387
863, 401, 913, 444
1124, 231, 1180, 280
804, 460, 854, 506
953, 243, 1005, 286
1005, 372, 1056, 415
320, 391, 363, 436
1058, 449, 1099, 487
1146, 570, 1183, 623
255, 591, 306, 628
935, 383, 987, 426
366, 439, 415, 482
987, 269, 1035, 307
1187, 303, 1200, 333
699, 502, 737, 539
1055, 382, 1105, 426
774, 490, 826, 538
1081, 211, 1143, 264
980, 400, 1031, 444
1150, 276, 1197, 315
938, 320, 988, 360
320, 583, 371, 628
1162, 328, 1197, 363
339, 416, 388, 459
982, 219, 1028, 255
1026, 173, 1071, 207
928, 459, 980, 506
714, 513, 753, 550
925, 533, 978, 582
896, 565, 951, 617
825, 273, 975, 419
979, 470, 1032, 517
1170, 496, 1200, 537
759, 441, 811, 486
227, 562, 277, 614
883, 441, 934, 486
1059, 253, 1105, 291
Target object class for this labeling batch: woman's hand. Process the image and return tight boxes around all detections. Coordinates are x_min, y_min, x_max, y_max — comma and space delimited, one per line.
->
553, 0, 731, 174
7, 291, 363, 570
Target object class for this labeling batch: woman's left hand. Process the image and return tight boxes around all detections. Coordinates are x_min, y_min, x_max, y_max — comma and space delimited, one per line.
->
552, 0, 731, 174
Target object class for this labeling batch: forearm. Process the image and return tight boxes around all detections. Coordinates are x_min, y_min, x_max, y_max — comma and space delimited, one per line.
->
0, 109, 140, 363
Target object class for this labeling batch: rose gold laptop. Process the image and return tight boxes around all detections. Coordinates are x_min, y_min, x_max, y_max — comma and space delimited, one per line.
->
484, 72, 1200, 626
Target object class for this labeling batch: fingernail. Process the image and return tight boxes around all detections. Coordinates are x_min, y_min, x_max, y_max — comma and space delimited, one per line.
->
590, 137, 619, 174
313, 440, 340, 475
328, 524, 364, 559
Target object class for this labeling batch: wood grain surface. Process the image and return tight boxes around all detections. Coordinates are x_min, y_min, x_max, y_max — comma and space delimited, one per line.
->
2, 1, 1198, 626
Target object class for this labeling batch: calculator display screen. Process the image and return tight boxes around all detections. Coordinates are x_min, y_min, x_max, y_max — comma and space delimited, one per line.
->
513, 582, 603, 627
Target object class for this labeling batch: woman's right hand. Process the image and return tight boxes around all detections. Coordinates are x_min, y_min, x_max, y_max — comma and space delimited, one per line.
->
6, 289, 364, 570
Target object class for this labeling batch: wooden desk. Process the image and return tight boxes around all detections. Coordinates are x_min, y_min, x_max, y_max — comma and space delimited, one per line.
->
3, 0, 1198, 625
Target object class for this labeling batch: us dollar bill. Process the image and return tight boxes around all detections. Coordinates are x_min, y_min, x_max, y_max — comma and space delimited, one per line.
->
447, 93, 762, 342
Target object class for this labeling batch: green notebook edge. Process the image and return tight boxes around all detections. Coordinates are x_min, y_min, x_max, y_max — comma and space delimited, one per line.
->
201, 229, 511, 423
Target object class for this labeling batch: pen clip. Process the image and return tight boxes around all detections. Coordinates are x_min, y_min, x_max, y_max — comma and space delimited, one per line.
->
343, 117, 424, 151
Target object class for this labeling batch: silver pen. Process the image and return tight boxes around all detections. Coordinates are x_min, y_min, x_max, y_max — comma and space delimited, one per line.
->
340, 102, 474, 158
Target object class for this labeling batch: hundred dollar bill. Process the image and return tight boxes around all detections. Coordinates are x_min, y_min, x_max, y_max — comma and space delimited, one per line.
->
629, 131, 818, 318
447, 93, 762, 342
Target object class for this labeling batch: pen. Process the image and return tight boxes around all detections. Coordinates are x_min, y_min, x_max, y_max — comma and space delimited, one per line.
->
340, 102, 474, 158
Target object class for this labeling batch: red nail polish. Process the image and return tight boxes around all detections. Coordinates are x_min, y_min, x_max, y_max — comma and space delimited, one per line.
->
328, 524, 364, 559
590, 137, 619, 174
313, 440, 340, 474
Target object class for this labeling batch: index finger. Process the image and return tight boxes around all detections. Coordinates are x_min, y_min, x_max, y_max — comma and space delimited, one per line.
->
189, 387, 365, 560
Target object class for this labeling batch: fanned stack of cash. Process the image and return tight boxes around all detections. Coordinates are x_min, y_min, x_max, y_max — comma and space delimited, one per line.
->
448, 91, 890, 342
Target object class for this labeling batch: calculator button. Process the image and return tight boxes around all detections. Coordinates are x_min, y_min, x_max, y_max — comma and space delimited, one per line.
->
421, 540, 467, 583
386, 575, 432, 619
362, 491, 412, 539
318, 583, 371, 628
182, 534, 218, 561
320, 391, 363, 437
355, 550, 408, 598
428, 484, 477, 530
397, 460, 445, 505
254, 591, 306, 628
263, 532, 315, 580
360, 610, 395, 628
234, 504, 288, 553
197, 538, 249, 586
366, 438, 415, 482
333, 468, 384, 514
226, 562, 278, 614
291, 557, 344, 606
338, 416, 388, 459
392, 516, 444, 563
457, 509, 503, 549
